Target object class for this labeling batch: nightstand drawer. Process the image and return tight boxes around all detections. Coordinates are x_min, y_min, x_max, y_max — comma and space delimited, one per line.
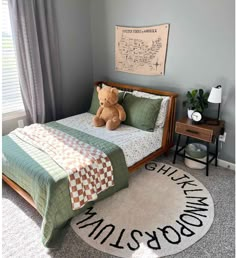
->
175, 123, 213, 142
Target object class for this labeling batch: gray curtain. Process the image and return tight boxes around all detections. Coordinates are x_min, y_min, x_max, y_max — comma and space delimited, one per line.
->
8, 0, 61, 123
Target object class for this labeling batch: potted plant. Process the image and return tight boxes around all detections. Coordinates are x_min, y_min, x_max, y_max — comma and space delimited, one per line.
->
183, 89, 209, 119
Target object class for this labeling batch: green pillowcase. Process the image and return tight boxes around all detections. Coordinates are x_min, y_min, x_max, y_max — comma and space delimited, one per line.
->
122, 93, 163, 132
89, 88, 100, 115
88, 87, 125, 115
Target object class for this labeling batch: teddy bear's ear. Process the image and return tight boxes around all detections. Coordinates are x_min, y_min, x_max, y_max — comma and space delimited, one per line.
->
111, 87, 118, 94
97, 86, 101, 92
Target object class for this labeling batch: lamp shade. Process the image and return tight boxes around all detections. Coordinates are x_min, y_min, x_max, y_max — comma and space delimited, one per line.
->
208, 85, 222, 104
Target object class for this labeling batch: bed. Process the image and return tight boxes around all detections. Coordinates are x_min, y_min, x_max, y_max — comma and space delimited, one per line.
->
2, 81, 178, 247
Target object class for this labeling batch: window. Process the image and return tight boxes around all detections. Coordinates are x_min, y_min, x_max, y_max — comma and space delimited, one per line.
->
2, 0, 25, 114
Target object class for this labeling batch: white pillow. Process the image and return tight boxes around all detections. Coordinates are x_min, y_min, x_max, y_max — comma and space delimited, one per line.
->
132, 90, 169, 128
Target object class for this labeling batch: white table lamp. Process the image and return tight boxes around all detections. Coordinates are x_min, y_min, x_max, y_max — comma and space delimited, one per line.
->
208, 85, 222, 123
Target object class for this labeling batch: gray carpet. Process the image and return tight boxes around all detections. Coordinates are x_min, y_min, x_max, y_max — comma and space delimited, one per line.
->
2, 155, 235, 258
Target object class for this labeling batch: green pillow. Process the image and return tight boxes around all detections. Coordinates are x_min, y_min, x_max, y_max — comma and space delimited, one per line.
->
122, 93, 163, 132
88, 88, 100, 115
88, 87, 125, 115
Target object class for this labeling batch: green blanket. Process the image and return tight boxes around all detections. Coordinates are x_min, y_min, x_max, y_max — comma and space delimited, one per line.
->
2, 122, 129, 247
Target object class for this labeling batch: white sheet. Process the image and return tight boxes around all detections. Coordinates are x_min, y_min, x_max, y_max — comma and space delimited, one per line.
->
58, 113, 163, 167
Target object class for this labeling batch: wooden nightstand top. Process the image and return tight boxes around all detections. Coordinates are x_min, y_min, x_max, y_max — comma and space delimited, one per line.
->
175, 118, 225, 142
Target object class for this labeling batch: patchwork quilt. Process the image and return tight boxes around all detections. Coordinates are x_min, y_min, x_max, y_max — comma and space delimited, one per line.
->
12, 124, 114, 210
2, 122, 129, 247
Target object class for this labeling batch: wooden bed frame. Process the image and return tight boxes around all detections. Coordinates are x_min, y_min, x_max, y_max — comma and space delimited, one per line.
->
3, 81, 178, 210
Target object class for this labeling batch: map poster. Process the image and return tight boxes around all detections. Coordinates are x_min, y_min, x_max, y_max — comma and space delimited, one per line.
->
115, 24, 169, 76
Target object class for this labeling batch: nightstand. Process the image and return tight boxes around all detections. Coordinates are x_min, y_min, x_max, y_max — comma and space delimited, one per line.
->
173, 118, 225, 176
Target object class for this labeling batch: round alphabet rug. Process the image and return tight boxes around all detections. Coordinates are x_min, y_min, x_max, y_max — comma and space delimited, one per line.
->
70, 162, 214, 258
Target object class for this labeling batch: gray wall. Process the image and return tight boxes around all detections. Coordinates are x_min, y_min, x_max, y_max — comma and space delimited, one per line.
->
90, 0, 235, 163
55, 0, 93, 118
2, 113, 27, 135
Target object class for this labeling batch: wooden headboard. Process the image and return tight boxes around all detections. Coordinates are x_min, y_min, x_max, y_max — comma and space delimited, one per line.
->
95, 81, 178, 172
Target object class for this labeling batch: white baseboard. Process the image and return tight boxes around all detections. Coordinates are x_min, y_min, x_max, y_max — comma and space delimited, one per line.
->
217, 159, 235, 171
170, 146, 235, 171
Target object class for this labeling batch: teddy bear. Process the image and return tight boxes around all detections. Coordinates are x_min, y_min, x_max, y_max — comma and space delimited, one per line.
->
93, 86, 126, 130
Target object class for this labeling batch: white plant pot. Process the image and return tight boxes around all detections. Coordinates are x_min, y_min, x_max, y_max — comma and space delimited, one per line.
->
187, 109, 194, 119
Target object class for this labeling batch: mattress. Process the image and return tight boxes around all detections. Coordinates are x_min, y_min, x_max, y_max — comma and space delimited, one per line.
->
58, 112, 163, 167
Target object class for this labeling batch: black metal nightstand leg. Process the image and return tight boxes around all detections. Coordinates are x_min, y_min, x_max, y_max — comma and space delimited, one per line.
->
185, 136, 190, 150
215, 137, 219, 166
185, 136, 190, 145
173, 134, 181, 164
184, 136, 189, 157
206, 142, 210, 176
